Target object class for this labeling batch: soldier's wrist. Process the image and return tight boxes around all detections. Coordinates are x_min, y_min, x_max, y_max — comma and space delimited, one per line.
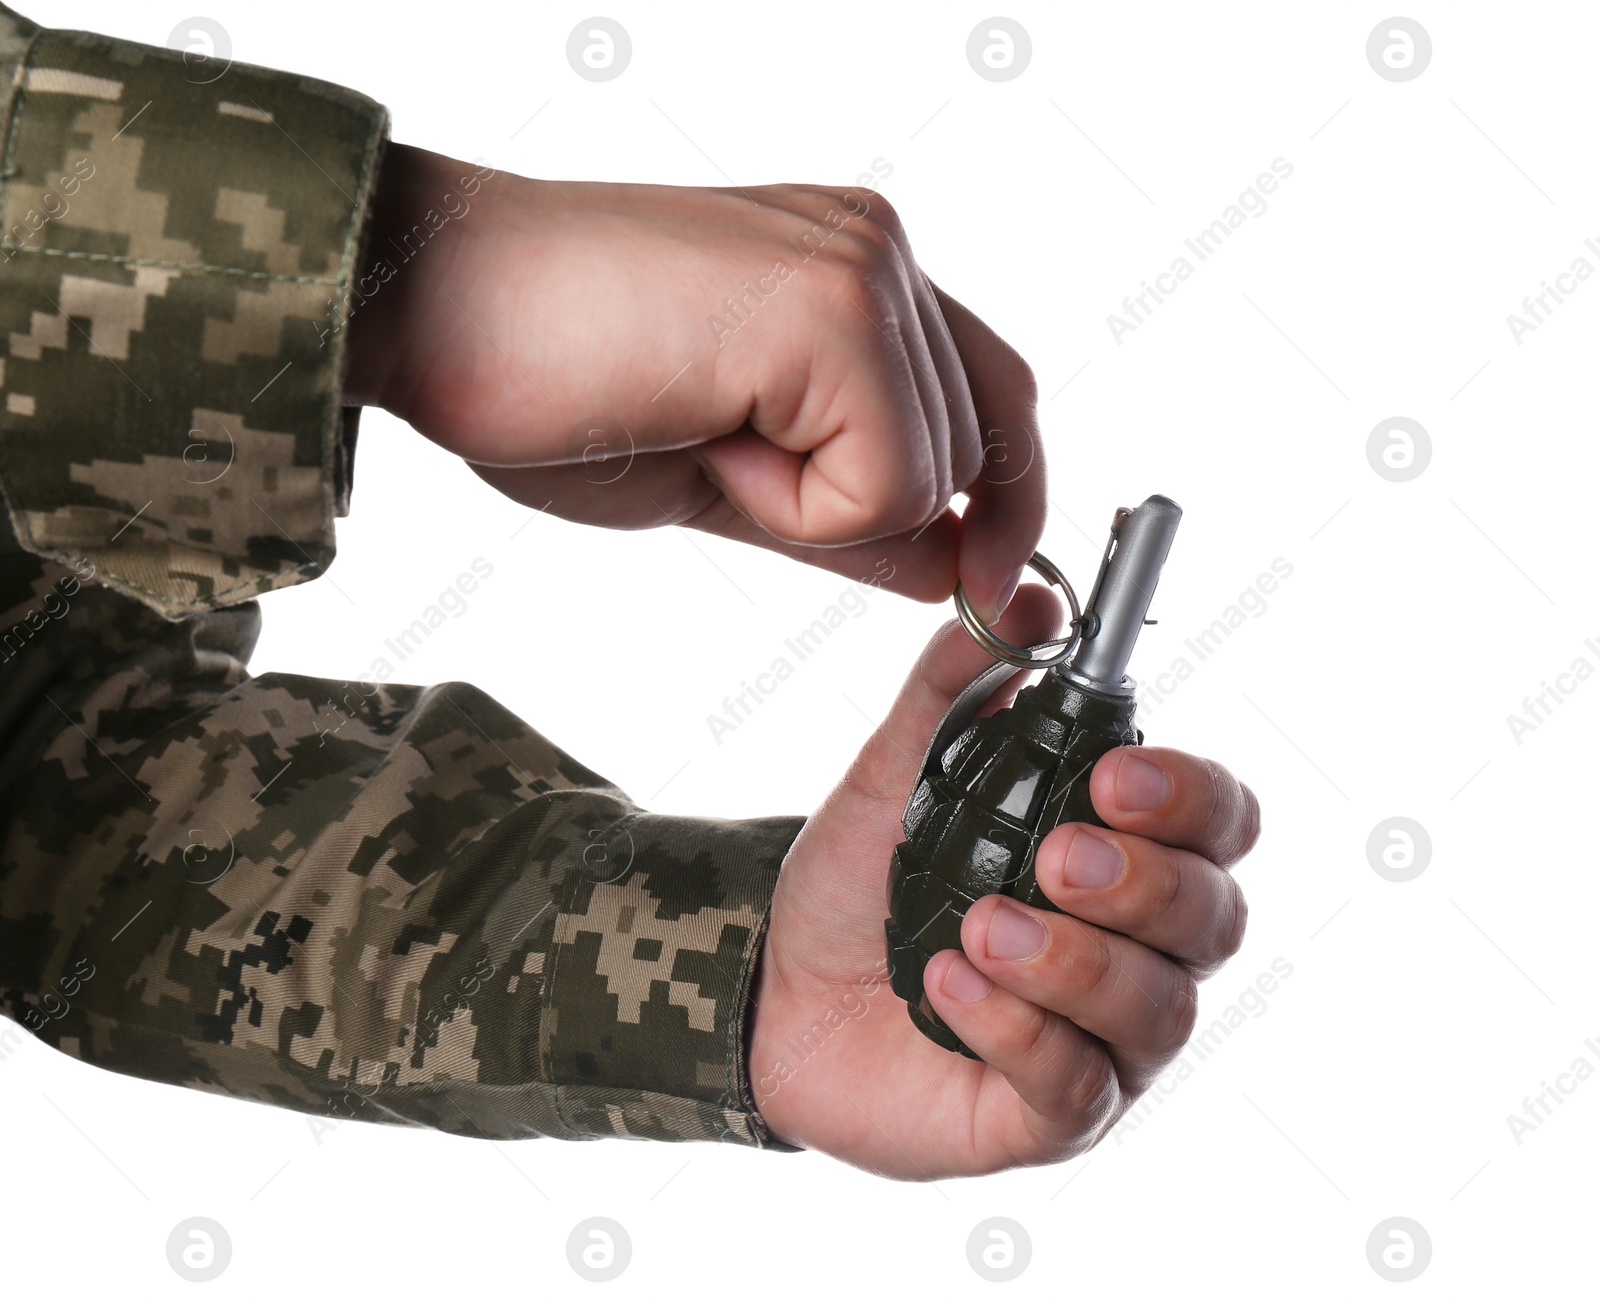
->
343, 141, 482, 414
745, 935, 811, 1149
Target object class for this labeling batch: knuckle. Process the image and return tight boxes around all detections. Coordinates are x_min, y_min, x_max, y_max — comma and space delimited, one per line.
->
835, 219, 899, 266
1191, 879, 1248, 977
973, 339, 1037, 408
1064, 924, 1116, 1001
1011, 999, 1056, 1062
822, 220, 897, 271
1201, 758, 1229, 837
1001, 350, 1038, 405
1235, 783, 1263, 859
845, 186, 903, 238
1198, 759, 1241, 862
853, 185, 895, 221
815, 251, 900, 330
1160, 970, 1201, 1054
1062, 1045, 1119, 1121
1219, 881, 1249, 961
1149, 847, 1185, 923
1196, 760, 1261, 868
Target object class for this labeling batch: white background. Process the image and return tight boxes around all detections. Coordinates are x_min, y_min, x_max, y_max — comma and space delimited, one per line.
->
4, 2, 1597, 1295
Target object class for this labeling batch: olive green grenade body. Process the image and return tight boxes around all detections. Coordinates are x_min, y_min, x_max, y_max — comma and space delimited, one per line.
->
885, 672, 1138, 1057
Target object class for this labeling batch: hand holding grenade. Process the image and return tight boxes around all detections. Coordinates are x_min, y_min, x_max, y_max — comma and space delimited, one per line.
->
884, 495, 1182, 1058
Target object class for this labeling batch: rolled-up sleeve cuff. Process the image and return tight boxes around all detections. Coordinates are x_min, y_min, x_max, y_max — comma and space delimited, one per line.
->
0, 14, 386, 617
540, 810, 807, 1151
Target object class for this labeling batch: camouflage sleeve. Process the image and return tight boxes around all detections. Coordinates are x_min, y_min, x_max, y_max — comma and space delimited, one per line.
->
0, 3, 385, 618
0, 6, 806, 1150
0, 513, 804, 1148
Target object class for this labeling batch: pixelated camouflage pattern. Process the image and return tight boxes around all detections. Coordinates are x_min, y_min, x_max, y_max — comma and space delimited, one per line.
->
0, 3, 383, 618
0, 509, 802, 1148
0, 5, 803, 1150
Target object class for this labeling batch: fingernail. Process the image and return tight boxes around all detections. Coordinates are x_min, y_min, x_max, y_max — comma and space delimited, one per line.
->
1062, 828, 1126, 890
1116, 753, 1173, 812
993, 567, 1021, 616
971, 568, 1021, 625
986, 901, 1046, 962
941, 954, 993, 1002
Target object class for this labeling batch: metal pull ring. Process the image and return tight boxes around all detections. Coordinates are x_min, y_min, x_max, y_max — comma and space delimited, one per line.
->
953, 551, 1083, 669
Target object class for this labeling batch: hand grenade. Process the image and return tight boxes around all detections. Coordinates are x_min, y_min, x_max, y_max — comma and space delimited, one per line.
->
884, 495, 1182, 1058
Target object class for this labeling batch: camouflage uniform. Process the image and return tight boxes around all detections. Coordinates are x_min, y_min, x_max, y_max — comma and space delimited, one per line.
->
0, 5, 802, 1149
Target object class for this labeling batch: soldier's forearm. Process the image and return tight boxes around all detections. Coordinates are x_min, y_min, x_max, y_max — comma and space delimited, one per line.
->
0, 525, 801, 1145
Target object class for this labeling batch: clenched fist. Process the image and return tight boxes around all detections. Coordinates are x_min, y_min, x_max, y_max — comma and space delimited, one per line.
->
343, 144, 1045, 619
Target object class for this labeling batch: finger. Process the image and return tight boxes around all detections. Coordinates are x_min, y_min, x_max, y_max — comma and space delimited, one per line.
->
896, 304, 953, 515
470, 458, 697, 531
813, 196, 954, 514
782, 585, 1064, 990
959, 894, 1199, 1087
694, 258, 938, 546
929, 283, 1047, 623
922, 947, 1118, 1152
1032, 823, 1248, 975
480, 453, 966, 603
1089, 747, 1262, 868
839, 583, 1063, 816
683, 491, 961, 603
869, 247, 955, 515
851, 589, 1062, 813
910, 279, 980, 496
818, 187, 980, 501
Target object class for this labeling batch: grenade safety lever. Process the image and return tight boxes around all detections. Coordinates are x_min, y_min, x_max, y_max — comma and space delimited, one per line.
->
884, 495, 1182, 1058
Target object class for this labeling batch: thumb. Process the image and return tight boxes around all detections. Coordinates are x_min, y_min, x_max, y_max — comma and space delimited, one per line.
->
839, 583, 1066, 824
773, 583, 1066, 989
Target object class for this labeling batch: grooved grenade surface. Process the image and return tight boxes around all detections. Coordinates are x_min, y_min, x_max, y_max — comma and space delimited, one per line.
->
884, 669, 1139, 1058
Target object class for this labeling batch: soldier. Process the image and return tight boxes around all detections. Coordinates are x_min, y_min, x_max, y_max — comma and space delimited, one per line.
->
0, 5, 1258, 1177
